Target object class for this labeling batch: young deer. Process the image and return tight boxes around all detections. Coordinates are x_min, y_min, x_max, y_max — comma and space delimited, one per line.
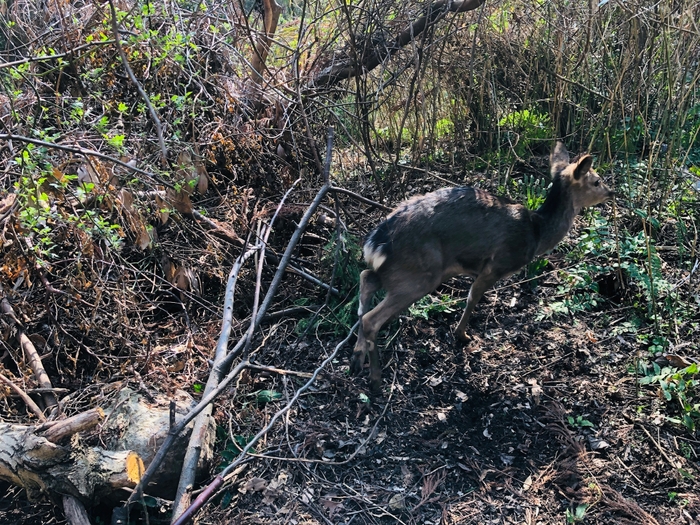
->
351, 142, 614, 393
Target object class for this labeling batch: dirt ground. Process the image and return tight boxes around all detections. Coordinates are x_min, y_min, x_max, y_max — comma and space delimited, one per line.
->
202, 270, 699, 524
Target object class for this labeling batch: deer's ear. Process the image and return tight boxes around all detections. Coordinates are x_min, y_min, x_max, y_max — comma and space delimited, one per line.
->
550, 141, 570, 175
573, 155, 593, 180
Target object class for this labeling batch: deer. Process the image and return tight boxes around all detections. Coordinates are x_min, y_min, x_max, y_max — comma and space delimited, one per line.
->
350, 142, 615, 393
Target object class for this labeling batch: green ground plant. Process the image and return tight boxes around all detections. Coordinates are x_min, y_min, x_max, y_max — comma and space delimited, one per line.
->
296, 232, 364, 335
13, 145, 124, 264
498, 109, 552, 158
639, 362, 700, 433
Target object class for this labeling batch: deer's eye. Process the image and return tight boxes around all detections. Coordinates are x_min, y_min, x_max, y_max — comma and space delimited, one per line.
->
594, 180, 601, 187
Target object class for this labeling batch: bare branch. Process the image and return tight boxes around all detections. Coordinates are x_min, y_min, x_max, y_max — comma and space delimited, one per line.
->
311, 0, 486, 88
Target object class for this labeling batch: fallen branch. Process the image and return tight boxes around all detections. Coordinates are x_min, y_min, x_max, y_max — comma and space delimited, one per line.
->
330, 186, 392, 212
1, 295, 57, 412
171, 178, 302, 521
0, 408, 144, 504
311, 0, 486, 88
41, 407, 105, 443
265, 252, 340, 296
171, 321, 359, 525
0, 371, 46, 421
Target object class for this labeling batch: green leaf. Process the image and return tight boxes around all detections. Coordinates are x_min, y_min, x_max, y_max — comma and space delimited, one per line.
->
256, 390, 282, 403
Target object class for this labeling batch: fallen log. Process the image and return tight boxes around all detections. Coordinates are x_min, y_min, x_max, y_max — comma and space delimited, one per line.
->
0, 387, 200, 507
0, 408, 143, 502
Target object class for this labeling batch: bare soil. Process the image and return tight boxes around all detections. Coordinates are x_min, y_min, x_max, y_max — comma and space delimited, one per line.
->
202, 269, 699, 525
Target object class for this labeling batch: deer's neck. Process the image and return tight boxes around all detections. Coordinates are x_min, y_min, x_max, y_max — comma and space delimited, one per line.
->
533, 176, 578, 256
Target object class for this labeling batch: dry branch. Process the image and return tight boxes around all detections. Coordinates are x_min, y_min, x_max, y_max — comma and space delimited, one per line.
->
107, 0, 167, 164
1, 296, 57, 413
171, 321, 359, 525
311, 0, 486, 88
171, 179, 302, 521
0, 372, 46, 421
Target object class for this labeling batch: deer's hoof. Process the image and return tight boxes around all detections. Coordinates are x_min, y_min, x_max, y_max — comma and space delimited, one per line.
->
369, 377, 383, 396
349, 352, 364, 375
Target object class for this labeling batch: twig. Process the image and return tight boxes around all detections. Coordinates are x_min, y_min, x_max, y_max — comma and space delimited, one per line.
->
247, 129, 334, 345
265, 253, 340, 296
245, 363, 313, 378
670, 258, 698, 292
215, 133, 336, 374
637, 423, 680, 469
107, 0, 167, 164
192, 210, 244, 245
0, 296, 57, 411
329, 186, 393, 212
171, 180, 302, 521
261, 305, 322, 322
171, 321, 359, 525
0, 40, 116, 69
0, 372, 46, 421
0, 133, 173, 188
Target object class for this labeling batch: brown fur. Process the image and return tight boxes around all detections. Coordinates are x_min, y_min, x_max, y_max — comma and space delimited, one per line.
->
352, 142, 614, 393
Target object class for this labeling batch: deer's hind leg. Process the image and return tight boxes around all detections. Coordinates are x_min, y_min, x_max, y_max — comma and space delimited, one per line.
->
350, 270, 383, 376
355, 271, 442, 393
358, 269, 382, 317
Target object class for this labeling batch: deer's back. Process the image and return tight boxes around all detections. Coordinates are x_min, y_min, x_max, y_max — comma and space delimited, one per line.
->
366, 187, 540, 280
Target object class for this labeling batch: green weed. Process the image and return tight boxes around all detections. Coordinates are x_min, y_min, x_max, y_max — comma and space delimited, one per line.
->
565, 504, 588, 523
408, 294, 456, 320
639, 361, 700, 433
498, 109, 551, 157
567, 415, 595, 429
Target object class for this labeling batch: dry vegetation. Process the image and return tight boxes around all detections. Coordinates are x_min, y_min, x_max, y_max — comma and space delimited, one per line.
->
0, 0, 699, 523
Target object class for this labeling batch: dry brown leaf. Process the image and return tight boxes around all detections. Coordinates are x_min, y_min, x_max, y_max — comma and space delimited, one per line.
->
664, 354, 693, 368
117, 190, 152, 250
77, 160, 110, 188
117, 189, 134, 210
242, 477, 267, 493
195, 160, 209, 194
154, 194, 170, 226
134, 220, 152, 251
161, 256, 177, 284
166, 187, 193, 215
167, 361, 185, 373
320, 498, 343, 518
0, 193, 17, 215
173, 268, 188, 291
